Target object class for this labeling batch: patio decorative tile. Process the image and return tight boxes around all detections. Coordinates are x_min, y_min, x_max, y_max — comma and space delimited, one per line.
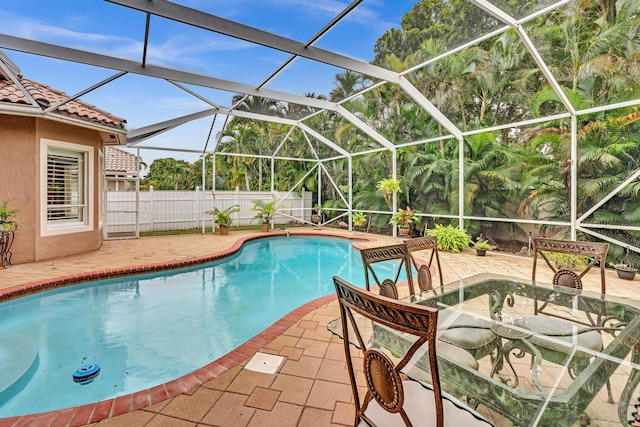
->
244, 387, 281, 411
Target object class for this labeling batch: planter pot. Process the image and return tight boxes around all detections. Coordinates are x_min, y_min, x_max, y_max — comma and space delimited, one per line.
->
616, 268, 637, 280
476, 249, 487, 257
219, 225, 229, 235
260, 223, 270, 232
399, 227, 410, 237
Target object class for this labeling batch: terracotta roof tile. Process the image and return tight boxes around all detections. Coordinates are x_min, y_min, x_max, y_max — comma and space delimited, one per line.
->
105, 146, 137, 172
0, 72, 126, 130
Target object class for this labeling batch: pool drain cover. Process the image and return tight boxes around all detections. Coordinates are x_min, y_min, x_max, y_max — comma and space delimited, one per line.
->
244, 352, 284, 374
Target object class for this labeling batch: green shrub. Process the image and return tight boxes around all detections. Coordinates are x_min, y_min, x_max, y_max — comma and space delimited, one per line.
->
543, 252, 590, 269
473, 239, 495, 251
427, 224, 471, 253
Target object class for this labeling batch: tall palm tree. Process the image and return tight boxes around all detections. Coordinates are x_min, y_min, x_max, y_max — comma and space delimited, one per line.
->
329, 71, 366, 102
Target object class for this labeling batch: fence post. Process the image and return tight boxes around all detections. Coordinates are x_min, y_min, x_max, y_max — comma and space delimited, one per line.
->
149, 185, 154, 231
235, 187, 240, 226
196, 186, 202, 234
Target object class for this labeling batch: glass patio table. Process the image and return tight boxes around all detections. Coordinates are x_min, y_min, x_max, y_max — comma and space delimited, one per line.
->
329, 273, 640, 426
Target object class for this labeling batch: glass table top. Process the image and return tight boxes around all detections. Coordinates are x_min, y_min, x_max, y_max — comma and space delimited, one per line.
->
328, 273, 640, 426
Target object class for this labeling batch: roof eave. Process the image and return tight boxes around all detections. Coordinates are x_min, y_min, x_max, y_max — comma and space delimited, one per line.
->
0, 103, 128, 145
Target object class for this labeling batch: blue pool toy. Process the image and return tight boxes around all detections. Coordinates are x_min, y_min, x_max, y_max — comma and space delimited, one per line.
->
73, 363, 101, 384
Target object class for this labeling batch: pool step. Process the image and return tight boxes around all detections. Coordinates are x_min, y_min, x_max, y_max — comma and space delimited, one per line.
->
0, 333, 38, 400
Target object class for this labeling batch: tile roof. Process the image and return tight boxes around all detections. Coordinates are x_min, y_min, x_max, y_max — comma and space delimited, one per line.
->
0, 57, 126, 131
105, 146, 137, 172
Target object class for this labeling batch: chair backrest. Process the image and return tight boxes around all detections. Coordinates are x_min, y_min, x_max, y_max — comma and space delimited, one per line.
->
406, 236, 444, 292
532, 237, 609, 294
360, 243, 416, 296
333, 275, 443, 426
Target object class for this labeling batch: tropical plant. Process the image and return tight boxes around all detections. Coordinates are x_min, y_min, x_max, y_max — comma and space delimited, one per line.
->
389, 206, 418, 229
0, 201, 19, 231
376, 177, 402, 194
140, 158, 193, 190
351, 211, 367, 227
208, 205, 240, 228
612, 262, 635, 270
543, 252, 590, 270
251, 200, 278, 225
427, 224, 471, 253
473, 238, 495, 251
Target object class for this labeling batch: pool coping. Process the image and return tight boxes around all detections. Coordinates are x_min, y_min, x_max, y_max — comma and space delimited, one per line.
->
0, 231, 377, 426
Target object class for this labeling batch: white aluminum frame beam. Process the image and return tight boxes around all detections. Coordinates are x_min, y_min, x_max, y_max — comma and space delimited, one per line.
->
471, 0, 574, 114
0, 34, 336, 112
44, 71, 128, 113
106, 0, 401, 83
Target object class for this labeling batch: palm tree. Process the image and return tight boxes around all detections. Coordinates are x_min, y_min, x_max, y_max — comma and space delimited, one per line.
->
329, 71, 366, 102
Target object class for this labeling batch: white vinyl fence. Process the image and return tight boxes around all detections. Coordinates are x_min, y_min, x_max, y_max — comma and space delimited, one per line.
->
105, 188, 313, 237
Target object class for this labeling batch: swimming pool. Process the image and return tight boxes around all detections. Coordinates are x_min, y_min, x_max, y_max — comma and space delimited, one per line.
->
0, 236, 394, 417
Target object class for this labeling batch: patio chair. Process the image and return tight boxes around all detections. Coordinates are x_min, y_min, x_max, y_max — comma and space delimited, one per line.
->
361, 243, 498, 362
360, 243, 416, 296
513, 237, 612, 401
333, 275, 492, 427
405, 236, 444, 292
531, 237, 609, 294
406, 237, 498, 360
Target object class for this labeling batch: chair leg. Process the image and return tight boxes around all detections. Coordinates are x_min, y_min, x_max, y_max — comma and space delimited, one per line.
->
606, 378, 614, 404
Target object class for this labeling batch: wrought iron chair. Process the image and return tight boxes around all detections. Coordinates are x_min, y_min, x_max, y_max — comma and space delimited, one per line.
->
514, 237, 613, 401
333, 275, 492, 427
405, 238, 497, 361
361, 242, 498, 362
360, 243, 416, 296
532, 237, 609, 294
405, 236, 443, 292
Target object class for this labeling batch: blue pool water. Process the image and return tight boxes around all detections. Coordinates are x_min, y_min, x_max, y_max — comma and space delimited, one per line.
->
0, 236, 393, 417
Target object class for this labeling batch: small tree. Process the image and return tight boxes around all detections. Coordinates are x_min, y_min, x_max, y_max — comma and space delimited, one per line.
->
351, 211, 367, 228
252, 200, 278, 230
208, 205, 240, 234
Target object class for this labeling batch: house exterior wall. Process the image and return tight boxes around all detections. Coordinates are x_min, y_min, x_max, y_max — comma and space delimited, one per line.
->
0, 114, 104, 264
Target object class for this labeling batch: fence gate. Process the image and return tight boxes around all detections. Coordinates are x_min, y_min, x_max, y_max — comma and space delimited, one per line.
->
104, 172, 139, 240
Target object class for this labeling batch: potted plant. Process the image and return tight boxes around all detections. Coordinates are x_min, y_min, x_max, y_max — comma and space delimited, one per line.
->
312, 204, 323, 224
426, 224, 471, 253
208, 205, 240, 235
376, 177, 402, 195
613, 263, 637, 280
0, 200, 19, 232
389, 206, 418, 237
0, 200, 18, 268
473, 238, 495, 257
351, 211, 367, 231
251, 200, 278, 232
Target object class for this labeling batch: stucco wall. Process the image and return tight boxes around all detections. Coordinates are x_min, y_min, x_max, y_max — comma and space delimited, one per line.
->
0, 114, 104, 264
0, 115, 36, 264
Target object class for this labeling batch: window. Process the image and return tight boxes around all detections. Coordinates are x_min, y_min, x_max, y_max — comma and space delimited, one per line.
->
41, 139, 94, 235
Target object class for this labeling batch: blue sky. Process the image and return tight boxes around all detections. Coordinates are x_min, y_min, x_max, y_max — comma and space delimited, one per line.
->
1, 1, 416, 165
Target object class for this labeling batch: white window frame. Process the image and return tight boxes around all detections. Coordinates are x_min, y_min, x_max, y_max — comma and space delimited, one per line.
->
40, 139, 94, 236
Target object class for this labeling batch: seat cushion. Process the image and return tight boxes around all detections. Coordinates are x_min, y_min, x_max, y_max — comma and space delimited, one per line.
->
511, 315, 603, 356
359, 378, 493, 426
401, 340, 479, 386
437, 340, 479, 370
373, 339, 479, 377
437, 310, 496, 351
